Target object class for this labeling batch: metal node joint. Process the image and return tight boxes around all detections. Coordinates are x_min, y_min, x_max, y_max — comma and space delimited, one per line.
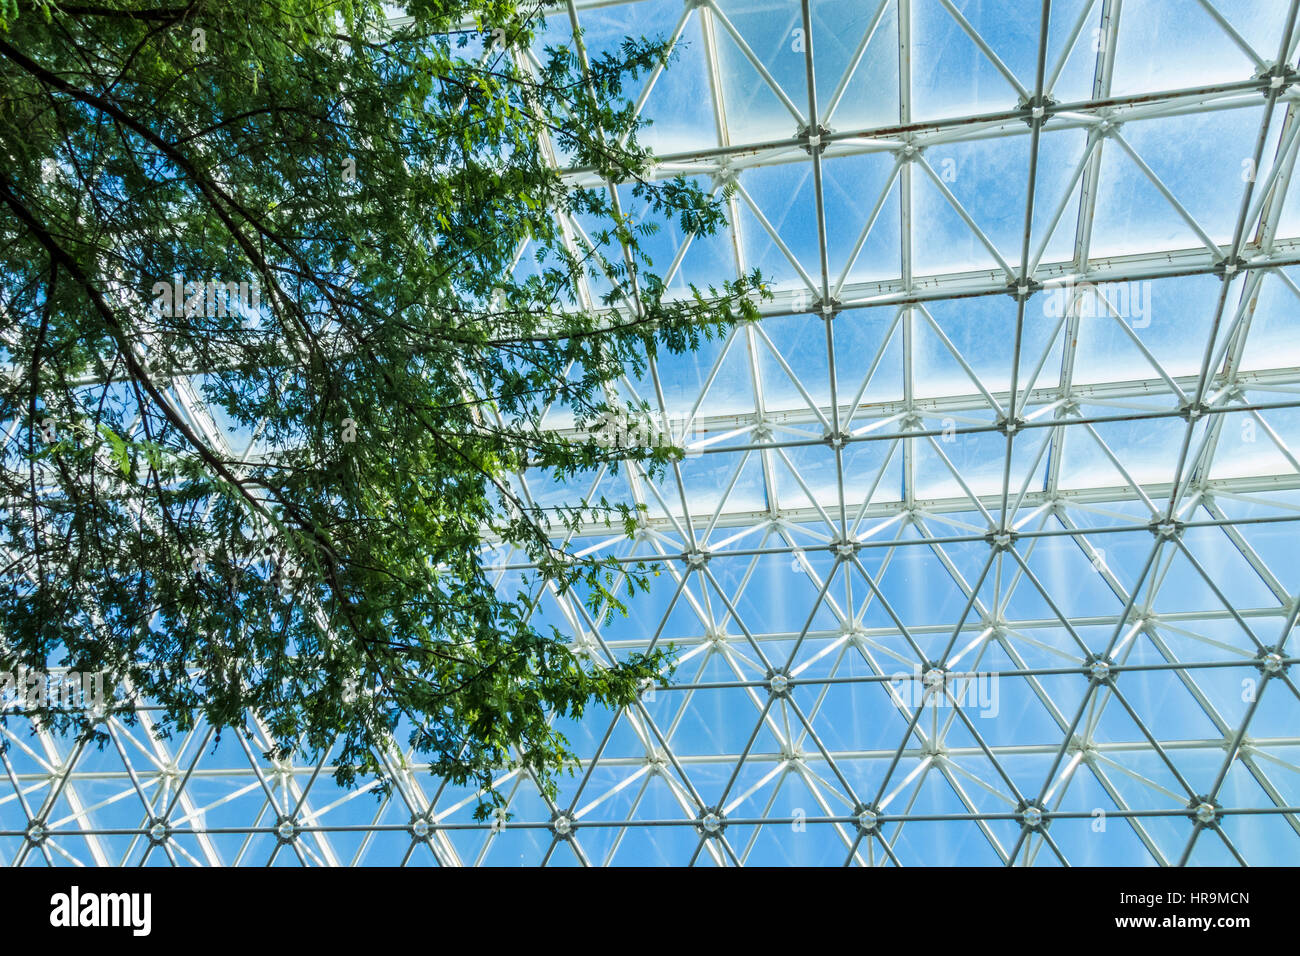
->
831, 538, 859, 561
899, 411, 925, 431
986, 529, 1017, 551
1017, 93, 1057, 126
1017, 800, 1048, 831
696, 807, 727, 837
409, 813, 434, 842
798, 123, 831, 156
1256, 650, 1288, 676
709, 163, 737, 192
1085, 654, 1116, 685
995, 415, 1028, 436
1256, 63, 1299, 95
818, 296, 842, 318
824, 428, 849, 450
550, 810, 577, 840
841, 623, 868, 646
147, 817, 172, 846
854, 803, 882, 835
921, 665, 948, 699
274, 815, 299, 845
1212, 256, 1248, 280
1176, 400, 1210, 422
1148, 518, 1184, 540
1188, 796, 1221, 828
682, 548, 710, 569
1006, 277, 1042, 302
766, 669, 793, 698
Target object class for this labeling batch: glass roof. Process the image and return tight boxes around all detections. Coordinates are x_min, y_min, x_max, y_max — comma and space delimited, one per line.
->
6, 0, 1300, 866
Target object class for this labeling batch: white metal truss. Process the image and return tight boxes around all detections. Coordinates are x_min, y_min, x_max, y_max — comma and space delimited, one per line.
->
6, 0, 1300, 866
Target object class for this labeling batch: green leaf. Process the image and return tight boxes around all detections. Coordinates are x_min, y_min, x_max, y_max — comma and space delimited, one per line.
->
97, 422, 131, 477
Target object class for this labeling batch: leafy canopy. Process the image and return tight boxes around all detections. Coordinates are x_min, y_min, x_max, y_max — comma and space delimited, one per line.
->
0, 0, 763, 816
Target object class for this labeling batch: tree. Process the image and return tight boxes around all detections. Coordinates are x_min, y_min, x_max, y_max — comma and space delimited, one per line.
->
0, 0, 763, 818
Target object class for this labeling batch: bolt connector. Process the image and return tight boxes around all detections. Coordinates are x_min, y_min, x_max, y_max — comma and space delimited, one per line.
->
1256, 64, 1299, 96
697, 807, 727, 837
682, 549, 710, 569
798, 123, 831, 156
766, 669, 793, 698
1006, 277, 1042, 302
824, 428, 849, 450
550, 810, 577, 840
274, 815, 298, 845
147, 817, 172, 846
986, 529, 1017, 551
1213, 256, 1248, 281
831, 538, 859, 561
1013, 93, 1055, 128
1148, 518, 1184, 540
1095, 116, 1120, 136
818, 296, 843, 319
1256, 649, 1288, 676
1188, 796, 1221, 828
853, 802, 882, 835
1017, 93, 1057, 127
1017, 800, 1048, 831
1085, 654, 1116, 686
25, 821, 47, 846
1176, 401, 1211, 423
995, 415, 1028, 436
921, 665, 948, 699
409, 813, 434, 842
709, 163, 737, 192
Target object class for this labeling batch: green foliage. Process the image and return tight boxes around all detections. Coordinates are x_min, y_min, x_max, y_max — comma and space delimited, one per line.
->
0, 0, 764, 815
